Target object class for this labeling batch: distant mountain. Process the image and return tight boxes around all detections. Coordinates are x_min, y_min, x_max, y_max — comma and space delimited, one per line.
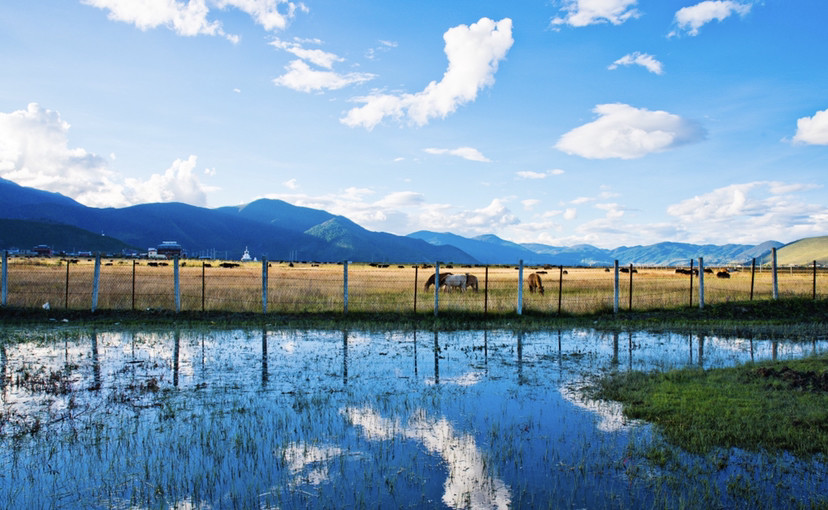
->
0, 219, 135, 253
0, 177, 817, 265
769, 236, 828, 266
0, 178, 474, 262
408, 231, 537, 264
308, 218, 477, 263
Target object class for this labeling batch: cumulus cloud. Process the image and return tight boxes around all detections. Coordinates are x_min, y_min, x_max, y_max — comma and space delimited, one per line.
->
666, 181, 827, 243
792, 108, 828, 145
341, 17, 513, 130
517, 169, 564, 179
608, 52, 663, 74
669, 1, 752, 37
0, 103, 216, 208
273, 59, 375, 92
551, 0, 640, 28
424, 147, 491, 163
555, 103, 706, 159
270, 38, 343, 69
82, 0, 304, 40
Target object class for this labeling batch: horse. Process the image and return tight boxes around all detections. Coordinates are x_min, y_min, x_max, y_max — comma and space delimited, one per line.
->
424, 272, 452, 291
465, 274, 479, 292
527, 272, 544, 295
442, 274, 467, 292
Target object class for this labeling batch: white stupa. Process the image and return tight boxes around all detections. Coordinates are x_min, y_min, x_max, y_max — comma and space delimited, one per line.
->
241, 246, 252, 261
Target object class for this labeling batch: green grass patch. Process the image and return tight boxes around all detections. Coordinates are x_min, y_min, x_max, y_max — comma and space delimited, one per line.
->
592, 355, 828, 457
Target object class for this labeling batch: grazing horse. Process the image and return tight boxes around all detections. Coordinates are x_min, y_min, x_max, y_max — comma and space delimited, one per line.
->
442, 274, 467, 292
424, 272, 452, 291
465, 274, 479, 292
527, 272, 544, 295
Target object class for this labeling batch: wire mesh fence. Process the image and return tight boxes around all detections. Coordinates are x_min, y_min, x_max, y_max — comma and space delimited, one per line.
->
1, 252, 826, 316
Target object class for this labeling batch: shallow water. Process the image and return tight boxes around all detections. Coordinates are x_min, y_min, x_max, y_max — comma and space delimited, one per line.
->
0, 327, 826, 509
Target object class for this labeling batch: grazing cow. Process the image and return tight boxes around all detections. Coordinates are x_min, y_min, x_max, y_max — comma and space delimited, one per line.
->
465, 274, 479, 292
424, 272, 452, 291
442, 274, 468, 292
527, 272, 544, 295
716, 270, 731, 279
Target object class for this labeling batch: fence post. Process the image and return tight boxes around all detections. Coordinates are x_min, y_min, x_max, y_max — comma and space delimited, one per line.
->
628, 263, 634, 311
613, 260, 619, 314
698, 257, 704, 310
65, 261, 70, 309
2, 250, 7, 307
343, 260, 349, 315
413, 266, 419, 314
174, 255, 180, 312
517, 260, 523, 315
771, 247, 778, 300
557, 265, 563, 315
131, 259, 136, 310
91, 253, 101, 312
750, 258, 756, 301
484, 266, 489, 316
434, 262, 440, 317
814, 260, 818, 300
689, 259, 694, 307
262, 257, 268, 314
201, 261, 206, 311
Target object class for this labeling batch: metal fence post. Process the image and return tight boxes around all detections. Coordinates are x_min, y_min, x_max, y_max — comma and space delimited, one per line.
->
750, 258, 756, 301
517, 259, 523, 315
814, 260, 818, 300
613, 260, 619, 314
343, 260, 348, 315
629, 263, 634, 311
557, 265, 563, 315
689, 258, 694, 307
434, 262, 440, 317
174, 256, 180, 312
91, 253, 101, 312
772, 247, 778, 300
201, 261, 206, 311
262, 257, 268, 314
65, 261, 70, 309
413, 266, 418, 314
1, 250, 7, 307
698, 257, 704, 310
131, 259, 136, 310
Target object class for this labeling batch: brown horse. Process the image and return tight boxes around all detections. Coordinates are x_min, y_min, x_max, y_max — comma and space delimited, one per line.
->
527, 272, 544, 295
424, 272, 452, 290
465, 274, 479, 292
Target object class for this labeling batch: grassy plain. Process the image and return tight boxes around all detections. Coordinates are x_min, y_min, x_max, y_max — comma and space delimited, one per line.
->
2, 257, 826, 317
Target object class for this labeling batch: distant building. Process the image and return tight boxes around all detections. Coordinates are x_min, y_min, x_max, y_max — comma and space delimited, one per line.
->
156, 241, 184, 259
241, 247, 252, 262
33, 244, 52, 257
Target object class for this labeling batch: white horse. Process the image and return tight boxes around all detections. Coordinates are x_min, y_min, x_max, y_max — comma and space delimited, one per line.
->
442, 274, 468, 292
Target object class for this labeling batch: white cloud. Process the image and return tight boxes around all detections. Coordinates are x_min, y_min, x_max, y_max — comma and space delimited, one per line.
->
551, 0, 640, 28
341, 17, 513, 130
270, 38, 342, 69
564, 208, 577, 220
517, 169, 564, 179
0, 103, 216, 208
669, 1, 752, 37
608, 52, 663, 75
522, 199, 540, 209
424, 147, 491, 163
273, 60, 375, 92
666, 181, 828, 243
82, 0, 303, 40
792, 108, 828, 145
283, 178, 298, 189
555, 103, 706, 159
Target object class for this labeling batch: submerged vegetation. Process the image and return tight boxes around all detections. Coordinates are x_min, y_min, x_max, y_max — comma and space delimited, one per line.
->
591, 354, 828, 457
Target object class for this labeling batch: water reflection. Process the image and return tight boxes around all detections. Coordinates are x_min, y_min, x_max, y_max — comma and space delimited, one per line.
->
0, 327, 825, 509
345, 406, 511, 510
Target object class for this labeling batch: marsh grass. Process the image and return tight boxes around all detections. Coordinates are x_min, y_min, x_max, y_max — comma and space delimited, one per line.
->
591, 354, 828, 457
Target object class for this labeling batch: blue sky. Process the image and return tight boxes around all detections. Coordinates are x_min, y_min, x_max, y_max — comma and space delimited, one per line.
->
1, 0, 826, 249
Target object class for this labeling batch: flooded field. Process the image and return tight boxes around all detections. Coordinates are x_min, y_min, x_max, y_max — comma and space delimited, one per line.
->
0, 327, 826, 509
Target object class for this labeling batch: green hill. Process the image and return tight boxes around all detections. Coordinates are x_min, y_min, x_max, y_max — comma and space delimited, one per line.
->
0, 219, 136, 254
773, 236, 828, 266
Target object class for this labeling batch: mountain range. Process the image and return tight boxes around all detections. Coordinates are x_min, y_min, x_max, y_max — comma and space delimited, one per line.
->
2, 177, 824, 266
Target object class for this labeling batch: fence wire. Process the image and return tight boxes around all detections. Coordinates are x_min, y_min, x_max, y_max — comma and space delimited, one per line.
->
1, 255, 826, 316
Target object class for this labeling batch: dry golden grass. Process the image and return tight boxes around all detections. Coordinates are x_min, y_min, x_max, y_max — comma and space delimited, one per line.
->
2, 257, 826, 315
